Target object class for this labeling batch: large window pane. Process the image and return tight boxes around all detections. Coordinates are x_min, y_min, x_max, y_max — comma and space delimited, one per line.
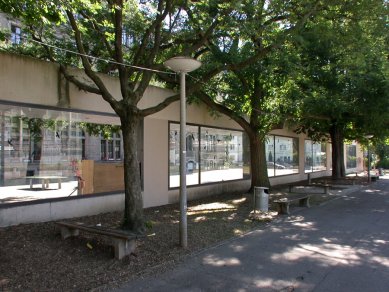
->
313, 143, 326, 171
0, 104, 125, 204
200, 127, 244, 184
305, 140, 327, 172
346, 144, 357, 169
169, 123, 249, 188
169, 123, 199, 188
305, 140, 313, 173
265, 136, 275, 177
274, 136, 299, 175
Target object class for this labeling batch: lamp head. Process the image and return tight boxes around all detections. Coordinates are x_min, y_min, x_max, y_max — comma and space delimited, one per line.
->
164, 56, 202, 73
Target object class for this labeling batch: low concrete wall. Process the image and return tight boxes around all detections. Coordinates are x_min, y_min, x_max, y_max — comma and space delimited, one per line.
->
168, 179, 251, 204
0, 178, 251, 227
0, 193, 124, 227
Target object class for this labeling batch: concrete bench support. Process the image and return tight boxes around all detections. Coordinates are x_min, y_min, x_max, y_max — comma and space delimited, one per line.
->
274, 195, 311, 215
56, 222, 141, 260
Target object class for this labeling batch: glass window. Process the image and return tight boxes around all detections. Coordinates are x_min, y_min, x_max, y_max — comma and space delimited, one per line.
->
11, 25, 22, 45
267, 135, 299, 176
169, 123, 199, 188
100, 133, 122, 161
169, 122, 248, 188
346, 144, 357, 169
200, 127, 244, 184
0, 104, 125, 204
274, 136, 299, 175
305, 140, 327, 173
265, 136, 275, 177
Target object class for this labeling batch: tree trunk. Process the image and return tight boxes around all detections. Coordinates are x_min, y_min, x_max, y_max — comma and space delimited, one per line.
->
330, 123, 345, 179
120, 114, 144, 233
249, 133, 270, 190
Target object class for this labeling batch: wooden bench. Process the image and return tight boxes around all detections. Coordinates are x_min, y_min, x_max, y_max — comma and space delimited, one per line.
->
56, 221, 143, 260
289, 183, 331, 194
273, 194, 312, 215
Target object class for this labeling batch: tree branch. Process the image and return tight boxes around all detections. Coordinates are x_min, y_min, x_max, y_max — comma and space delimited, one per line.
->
66, 10, 121, 113
140, 93, 180, 117
197, 91, 253, 136
112, 0, 129, 100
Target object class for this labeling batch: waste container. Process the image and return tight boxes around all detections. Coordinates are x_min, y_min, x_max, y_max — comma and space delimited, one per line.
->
254, 186, 269, 212
379, 168, 385, 176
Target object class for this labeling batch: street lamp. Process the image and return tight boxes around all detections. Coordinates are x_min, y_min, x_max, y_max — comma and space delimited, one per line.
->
164, 56, 201, 248
365, 134, 373, 183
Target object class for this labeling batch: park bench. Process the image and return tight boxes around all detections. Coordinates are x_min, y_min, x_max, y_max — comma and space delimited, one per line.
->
289, 183, 331, 194
273, 194, 312, 215
56, 221, 143, 259
26, 175, 66, 189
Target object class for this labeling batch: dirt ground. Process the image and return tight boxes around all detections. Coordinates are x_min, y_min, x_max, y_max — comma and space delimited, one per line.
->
0, 177, 365, 291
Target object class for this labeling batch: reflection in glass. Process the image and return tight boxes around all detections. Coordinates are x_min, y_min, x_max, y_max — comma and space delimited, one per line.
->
274, 136, 299, 175
346, 144, 357, 169
169, 123, 199, 187
168, 123, 248, 188
265, 136, 275, 177
267, 135, 299, 176
0, 104, 123, 204
200, 127, 244, 184
305, 140, 326, 172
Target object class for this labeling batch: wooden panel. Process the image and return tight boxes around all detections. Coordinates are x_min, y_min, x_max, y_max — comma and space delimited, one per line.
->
93, 162, 124, 193
81, 160, 94, 194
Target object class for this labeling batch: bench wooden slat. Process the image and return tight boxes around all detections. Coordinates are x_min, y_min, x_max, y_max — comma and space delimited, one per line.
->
57, 221, 139, 240
56, 221, 143, 259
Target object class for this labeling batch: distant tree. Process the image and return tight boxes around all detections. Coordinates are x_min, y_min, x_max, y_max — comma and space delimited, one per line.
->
294, 0, 389, 178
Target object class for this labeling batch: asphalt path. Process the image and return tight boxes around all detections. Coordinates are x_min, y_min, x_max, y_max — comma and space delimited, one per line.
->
115, 177, 389, 291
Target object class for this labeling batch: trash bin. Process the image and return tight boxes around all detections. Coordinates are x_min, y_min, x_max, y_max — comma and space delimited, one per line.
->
254, 186, 269, 212
379, 168, 385, 176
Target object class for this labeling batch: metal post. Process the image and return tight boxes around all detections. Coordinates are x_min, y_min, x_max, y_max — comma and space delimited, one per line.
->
179, 72, 187, 248
164, 56, 201, 249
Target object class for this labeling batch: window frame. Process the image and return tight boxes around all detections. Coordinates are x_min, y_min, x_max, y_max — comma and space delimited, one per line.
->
168, 121, 249, 190
304, 139, 327, 173
266, 135, 300, 177
11, 24, 22, 45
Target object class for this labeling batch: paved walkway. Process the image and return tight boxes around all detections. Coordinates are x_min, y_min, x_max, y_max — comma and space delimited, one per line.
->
115, 177, 389, 292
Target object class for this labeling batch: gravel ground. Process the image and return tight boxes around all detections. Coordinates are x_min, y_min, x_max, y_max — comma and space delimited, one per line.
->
0, 178, 364, 291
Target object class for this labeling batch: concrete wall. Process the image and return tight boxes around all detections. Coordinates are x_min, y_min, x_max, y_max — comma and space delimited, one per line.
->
0, 194, 124, 227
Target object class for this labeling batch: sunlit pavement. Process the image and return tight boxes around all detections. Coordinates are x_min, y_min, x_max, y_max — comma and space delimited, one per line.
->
115, 176, 389, 292
0, 181, 79, 204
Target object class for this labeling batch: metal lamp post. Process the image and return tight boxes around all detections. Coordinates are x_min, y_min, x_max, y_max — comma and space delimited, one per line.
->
164, 56, 201, 248
365, 135, 373, 183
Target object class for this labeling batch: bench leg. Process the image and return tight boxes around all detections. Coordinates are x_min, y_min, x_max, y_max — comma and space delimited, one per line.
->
30, 179, 33, 189
324, 186, 329, 194
58, 178, 62, 189
299, 197, 310, 208
276, 202, 290, 215
112, 239, 136, 260
59, 226, 80, 239
289, 185, 293, 192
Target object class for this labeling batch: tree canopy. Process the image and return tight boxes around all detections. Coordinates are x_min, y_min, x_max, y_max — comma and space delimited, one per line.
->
293, 0, 389, 177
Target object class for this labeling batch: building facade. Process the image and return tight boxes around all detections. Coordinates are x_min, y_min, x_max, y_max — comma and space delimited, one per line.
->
0, 52, 365, 226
